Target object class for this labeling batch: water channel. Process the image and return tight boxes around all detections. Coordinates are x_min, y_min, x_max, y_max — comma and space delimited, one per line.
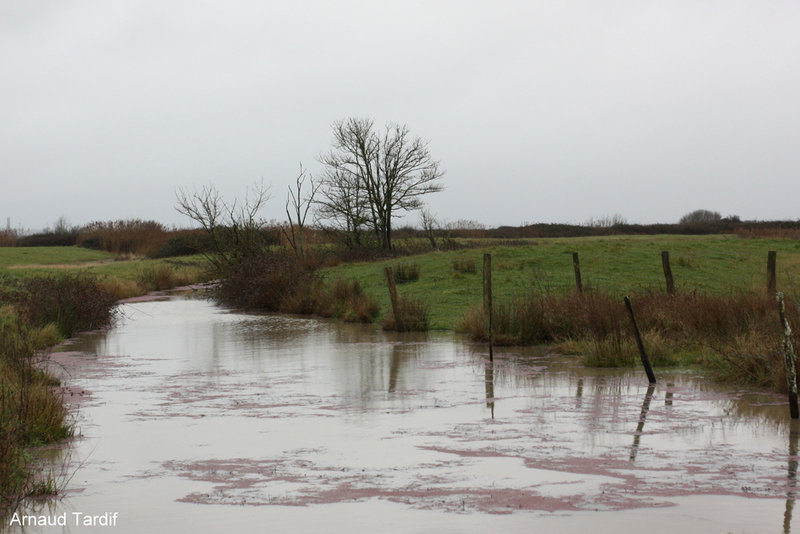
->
6, 295, 800, 533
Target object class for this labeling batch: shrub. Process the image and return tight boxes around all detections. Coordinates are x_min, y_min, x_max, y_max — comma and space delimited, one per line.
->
0, 229, 19, 247
1, 273, 117, 337
15, 231, 78, 247
150, 230, 215, 258
215, 251, 316, 312
393, 262, 420, 284
77, 219, 167, 257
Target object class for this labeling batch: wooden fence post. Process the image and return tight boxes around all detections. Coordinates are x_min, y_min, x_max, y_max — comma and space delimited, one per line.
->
483, 253, 493, 362
768, 251, 777, 295
661, 251, 675, 295
624, 295, 656, 384
385, 266, 401, 330
777, 292, 799, 419
572, 252, 583, 295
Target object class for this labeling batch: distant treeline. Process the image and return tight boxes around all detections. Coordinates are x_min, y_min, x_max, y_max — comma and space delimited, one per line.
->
393, 219, 800, 240
2, 218, 799, 257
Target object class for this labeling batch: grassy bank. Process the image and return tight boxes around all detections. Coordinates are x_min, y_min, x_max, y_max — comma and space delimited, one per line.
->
323, 235, 800, 330
0, 271, 120, 517
0, 247, 212, 300
322, 234, 800, 392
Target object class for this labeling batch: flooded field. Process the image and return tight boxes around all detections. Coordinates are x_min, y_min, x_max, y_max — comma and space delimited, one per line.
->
6, 296, 800, 533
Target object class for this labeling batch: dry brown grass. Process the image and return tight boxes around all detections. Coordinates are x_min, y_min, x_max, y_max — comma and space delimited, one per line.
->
458, 289, 799, 391
77, 220, 168, 257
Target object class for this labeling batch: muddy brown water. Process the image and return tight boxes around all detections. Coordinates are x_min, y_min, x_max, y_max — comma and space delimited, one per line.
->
6, 296, 800, 533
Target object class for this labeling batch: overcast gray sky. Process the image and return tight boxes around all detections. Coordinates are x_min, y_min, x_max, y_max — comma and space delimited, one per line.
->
2, 1, 799, 231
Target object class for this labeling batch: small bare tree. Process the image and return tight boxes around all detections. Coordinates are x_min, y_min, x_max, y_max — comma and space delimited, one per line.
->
315, 165, 372, 248
175, 182, 271, 273
420, 209, 439, 250
319, 117, 444, 249
282, 164, 319, 259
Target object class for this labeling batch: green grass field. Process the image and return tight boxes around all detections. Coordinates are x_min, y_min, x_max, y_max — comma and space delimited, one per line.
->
0, 247, 211, 297
4, 236, 800, 330
324, 235, 800, 330
0, 246, 115, 268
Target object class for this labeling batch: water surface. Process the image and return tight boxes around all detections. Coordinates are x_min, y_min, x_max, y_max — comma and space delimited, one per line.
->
7, 296, 800, 533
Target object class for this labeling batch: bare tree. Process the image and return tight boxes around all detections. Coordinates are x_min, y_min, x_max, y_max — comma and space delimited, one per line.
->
282, 164, 319, 259
315, 160, 372, 248
319, 117, 444, 249
175, 182, 271, 272
679, 209, 722, 225
419, 209, 439, 250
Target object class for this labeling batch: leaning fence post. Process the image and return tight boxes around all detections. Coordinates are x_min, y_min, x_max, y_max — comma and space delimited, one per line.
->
483, 253, 493, 362
572, 252, 583, 295
385, 266, 401, 330
661, 251, 675, 295
768, 251, 777, 295
624, 295, 656, 384
777, 292, 799, 419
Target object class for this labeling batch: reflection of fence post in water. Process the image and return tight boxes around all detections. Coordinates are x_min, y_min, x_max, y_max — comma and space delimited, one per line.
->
572, 252, 583, 295
784, 420, 799, 534
630, 384, 656, 461
483, 253, 493, 362
385, 266, 401, 330
388, 345, 401, 393
485, 362, 495, 420
623, 296, 657, 384
777, 292, 799, 419
665, 383, 674, 407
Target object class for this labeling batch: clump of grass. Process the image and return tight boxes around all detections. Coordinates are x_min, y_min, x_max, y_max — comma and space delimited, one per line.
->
452, 258, 477, 274
99, 278, 142, 301
137, 265, 178, 291
383, 296, 429, 332
393, 262, 420, 284
325, 280, 380, 323
136, 262, 206, 292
